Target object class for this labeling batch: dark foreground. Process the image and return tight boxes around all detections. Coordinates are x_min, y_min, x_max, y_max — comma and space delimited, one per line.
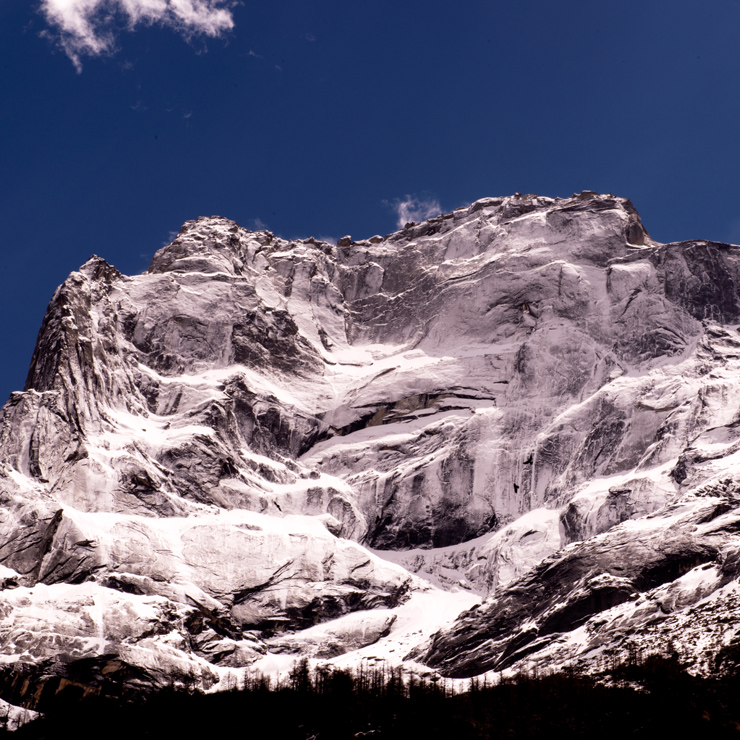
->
7, 655, 740, 739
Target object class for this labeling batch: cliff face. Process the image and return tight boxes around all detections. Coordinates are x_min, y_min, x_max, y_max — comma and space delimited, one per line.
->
3, 192, 740, 704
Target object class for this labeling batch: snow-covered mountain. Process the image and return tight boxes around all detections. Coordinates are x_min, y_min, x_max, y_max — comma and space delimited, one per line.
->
3, 191, 740, 707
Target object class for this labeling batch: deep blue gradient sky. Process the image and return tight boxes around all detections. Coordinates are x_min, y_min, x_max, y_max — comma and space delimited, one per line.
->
2, 1, 740, 403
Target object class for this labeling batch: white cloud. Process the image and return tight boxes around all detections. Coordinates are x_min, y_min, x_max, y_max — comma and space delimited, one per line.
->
162, 229, 179, 245
39, 0, 236, 71
387, 195, 442, 229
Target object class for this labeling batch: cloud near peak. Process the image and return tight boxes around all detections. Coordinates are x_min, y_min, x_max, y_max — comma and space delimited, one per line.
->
40, 0, 236, 70
388, 195, 442, 229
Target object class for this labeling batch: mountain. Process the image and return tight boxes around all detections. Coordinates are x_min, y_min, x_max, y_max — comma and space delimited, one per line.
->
3, 191, 740, 713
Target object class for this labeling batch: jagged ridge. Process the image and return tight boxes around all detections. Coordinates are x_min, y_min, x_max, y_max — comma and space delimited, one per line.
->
2, 192, 740, 709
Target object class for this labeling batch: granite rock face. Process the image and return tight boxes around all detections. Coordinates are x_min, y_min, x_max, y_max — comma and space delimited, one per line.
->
3, 192, 740, 704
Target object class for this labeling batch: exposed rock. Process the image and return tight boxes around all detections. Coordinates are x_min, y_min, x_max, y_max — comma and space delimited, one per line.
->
0, 697, 39, 731
266, 610, 397, 659
419, 494, 728, 676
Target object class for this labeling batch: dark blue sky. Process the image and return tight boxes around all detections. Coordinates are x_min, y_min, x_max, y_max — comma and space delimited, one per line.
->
2, 0, 740, 403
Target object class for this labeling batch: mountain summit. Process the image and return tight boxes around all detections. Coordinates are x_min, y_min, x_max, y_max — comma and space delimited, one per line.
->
3, 192, 740, 708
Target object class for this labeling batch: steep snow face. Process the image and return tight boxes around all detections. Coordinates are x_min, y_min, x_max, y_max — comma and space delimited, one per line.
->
4, 192, 740, 703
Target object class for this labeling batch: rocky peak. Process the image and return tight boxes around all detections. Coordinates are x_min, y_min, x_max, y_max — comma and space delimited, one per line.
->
3, 194, 740, 709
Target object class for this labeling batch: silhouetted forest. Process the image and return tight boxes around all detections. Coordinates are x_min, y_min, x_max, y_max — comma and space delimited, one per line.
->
8, 654, 740, 739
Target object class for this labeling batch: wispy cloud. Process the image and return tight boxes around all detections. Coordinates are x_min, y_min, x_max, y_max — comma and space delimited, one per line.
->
387, 195, 442, 229
163, 229, 179, 245
39, 0, 236, 71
